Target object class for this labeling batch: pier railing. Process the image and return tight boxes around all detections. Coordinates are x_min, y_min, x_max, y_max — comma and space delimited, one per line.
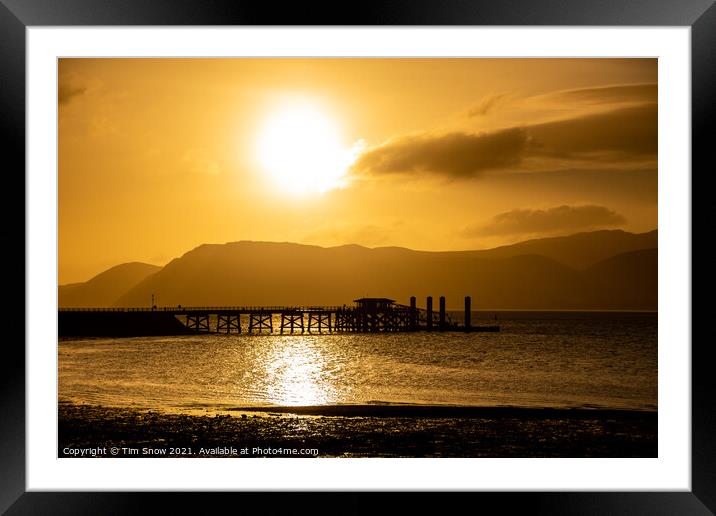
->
58, 298, 499, 335
59, 306, 347, 313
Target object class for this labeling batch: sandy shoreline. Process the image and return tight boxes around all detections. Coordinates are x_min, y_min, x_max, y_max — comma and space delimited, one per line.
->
59, 401, 656, 458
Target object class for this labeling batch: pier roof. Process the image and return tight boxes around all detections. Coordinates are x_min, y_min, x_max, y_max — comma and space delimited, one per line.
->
353, 297, 395, 303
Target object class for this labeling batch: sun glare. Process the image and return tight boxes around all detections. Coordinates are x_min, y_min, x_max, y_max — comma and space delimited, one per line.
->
257, 103, 357, 195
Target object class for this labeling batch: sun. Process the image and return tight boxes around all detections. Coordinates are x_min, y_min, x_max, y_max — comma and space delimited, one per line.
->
256, 103, 356, 195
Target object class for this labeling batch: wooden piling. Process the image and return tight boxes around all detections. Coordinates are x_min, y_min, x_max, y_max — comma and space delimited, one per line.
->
464, 296, 471, 332
426, 296, 433, 331
410, 296, 417, 330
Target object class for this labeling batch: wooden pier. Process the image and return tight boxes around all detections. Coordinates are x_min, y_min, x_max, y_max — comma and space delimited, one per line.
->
58, 297, 500, 337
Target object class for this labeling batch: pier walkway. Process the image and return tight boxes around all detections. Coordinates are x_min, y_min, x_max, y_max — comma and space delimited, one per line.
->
58, 297, 500, 336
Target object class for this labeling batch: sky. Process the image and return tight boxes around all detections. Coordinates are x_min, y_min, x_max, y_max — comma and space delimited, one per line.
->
59, 58, 657, 284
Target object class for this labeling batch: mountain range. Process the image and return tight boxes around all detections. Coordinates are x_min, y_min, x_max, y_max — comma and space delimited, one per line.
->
58, 262, 161, 308
59, 229, 657, 310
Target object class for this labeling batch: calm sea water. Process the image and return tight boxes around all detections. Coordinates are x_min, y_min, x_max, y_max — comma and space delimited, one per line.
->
58, 311, 657, 412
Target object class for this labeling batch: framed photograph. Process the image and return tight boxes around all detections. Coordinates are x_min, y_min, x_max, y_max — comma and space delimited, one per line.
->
6, 0, 711, 512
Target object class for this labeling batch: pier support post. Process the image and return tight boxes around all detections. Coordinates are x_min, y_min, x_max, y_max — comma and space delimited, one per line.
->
186, 314, 210, 333
249, 312, 273, 334
308, 312, 332, 333
217, 314, 241, 333
464, 296, 471, 332
426, 296, 433, 331
280, 311, 304, 334
439, 296, 446, 331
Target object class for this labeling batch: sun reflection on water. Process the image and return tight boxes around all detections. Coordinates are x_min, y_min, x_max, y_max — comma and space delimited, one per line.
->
262, 338, 336, 406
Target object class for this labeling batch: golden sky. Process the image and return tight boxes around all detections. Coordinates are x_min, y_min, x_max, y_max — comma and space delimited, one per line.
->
59, 58, 657, 284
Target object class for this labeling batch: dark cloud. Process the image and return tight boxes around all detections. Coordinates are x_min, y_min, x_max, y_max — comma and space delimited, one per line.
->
58, 83, 87, 105
463, 205, 626, 237
489, 168, 658, 203
528, 103, 657, 159
468, 93, 509, 117
352, 128, 528, 178
546, 83, 657, 105
352, 104, 656, 179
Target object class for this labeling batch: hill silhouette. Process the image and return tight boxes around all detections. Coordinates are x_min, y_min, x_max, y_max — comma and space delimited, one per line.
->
582, 248, 658, 309
97, 230, 657, 310
59, 262, 160, 307
467, 229, 657, 269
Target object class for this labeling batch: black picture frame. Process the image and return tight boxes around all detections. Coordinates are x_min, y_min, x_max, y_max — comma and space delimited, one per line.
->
4, 0, 711, 513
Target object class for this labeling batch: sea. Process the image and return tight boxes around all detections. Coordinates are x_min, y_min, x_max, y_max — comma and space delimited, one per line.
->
58, 311, 657, 413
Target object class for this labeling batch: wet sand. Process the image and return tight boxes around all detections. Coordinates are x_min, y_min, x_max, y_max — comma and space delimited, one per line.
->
58, 401, 657, 458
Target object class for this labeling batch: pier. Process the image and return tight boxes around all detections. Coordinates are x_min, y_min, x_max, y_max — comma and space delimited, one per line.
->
58, 297, 500, 337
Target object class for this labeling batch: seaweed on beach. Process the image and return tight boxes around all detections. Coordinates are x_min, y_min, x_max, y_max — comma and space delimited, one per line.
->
58, 401, 656, 458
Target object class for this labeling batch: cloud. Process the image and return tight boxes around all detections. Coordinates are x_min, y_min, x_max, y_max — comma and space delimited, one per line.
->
468, 93, 510, 117
528, 103, 657, 159
463, 205, 626, 237
58, 84, 87, 105
352, 128, 528, 178
544, 83, 657, 105
488, 168, 658, 203
58, 69, 89, 106
352, 103, 656, 179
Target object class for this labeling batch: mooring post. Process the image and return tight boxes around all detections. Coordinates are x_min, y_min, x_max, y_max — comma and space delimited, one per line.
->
464, 296, 471, 332
410, 296, 417, 330
426, 296, 433, 331
439, 296, 446, 331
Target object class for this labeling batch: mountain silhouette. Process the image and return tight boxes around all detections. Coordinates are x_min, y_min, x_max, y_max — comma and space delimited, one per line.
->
582, 248, 658, 309
59, 230, 657, 310
84, 230, 657, 311
59, 262, 160, 307
467, 229, 657, 269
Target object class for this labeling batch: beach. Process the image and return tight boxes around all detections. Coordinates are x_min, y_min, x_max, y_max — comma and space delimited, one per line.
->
59, 401, 657, 458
